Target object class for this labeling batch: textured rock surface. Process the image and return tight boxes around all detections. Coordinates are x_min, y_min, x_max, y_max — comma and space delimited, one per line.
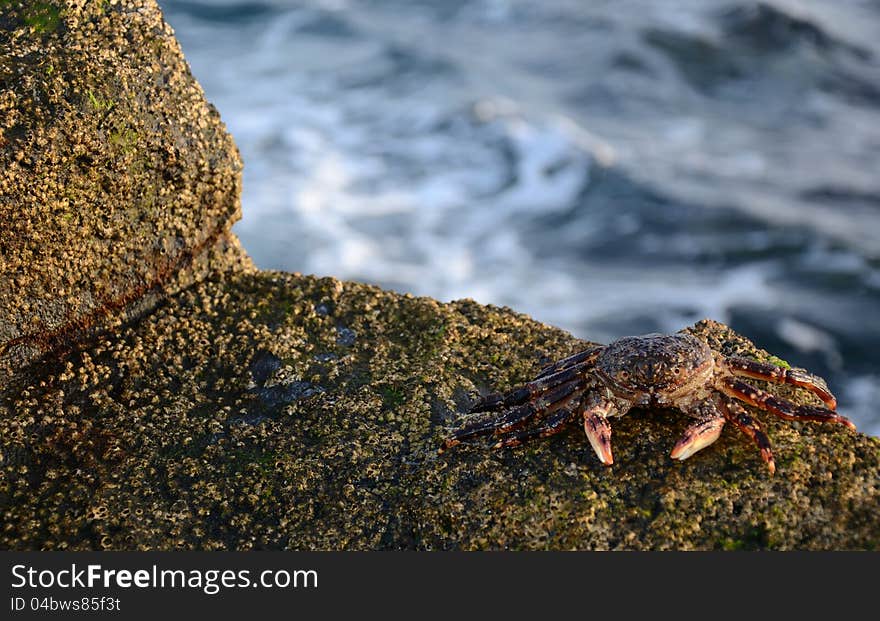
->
0, 0, 251, 380
1, 274, 876, 550
0, 0, 876, 552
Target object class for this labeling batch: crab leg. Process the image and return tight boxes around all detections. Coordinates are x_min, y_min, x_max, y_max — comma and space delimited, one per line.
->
718, 377, 856, 430
724, 356, 837, 409
469, 364, 588, 414
438, 379, 586, 453
493, 407, 576, 449
534, 346, 601, 380
670, 401, 726, 462
581, 397, 618, 466
715, 395, 775, 474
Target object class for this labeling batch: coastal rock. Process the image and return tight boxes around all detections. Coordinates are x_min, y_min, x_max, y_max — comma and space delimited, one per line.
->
0, 0, 251, 381
0, 1, 876, 551
1, 275, 876, 550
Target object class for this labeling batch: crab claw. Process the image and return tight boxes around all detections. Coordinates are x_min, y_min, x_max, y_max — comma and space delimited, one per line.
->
583, 412, 614, 465
670, 417, 725, 461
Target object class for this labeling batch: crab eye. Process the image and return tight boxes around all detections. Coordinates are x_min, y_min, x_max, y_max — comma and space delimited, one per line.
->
619, 371, 629, 380
673, 367, 681, 375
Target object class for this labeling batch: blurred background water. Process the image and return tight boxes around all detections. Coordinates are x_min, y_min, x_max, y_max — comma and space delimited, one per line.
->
157, 0, 880, 435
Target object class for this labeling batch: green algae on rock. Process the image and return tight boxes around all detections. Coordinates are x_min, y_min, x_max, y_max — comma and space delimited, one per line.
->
0, 0, 252, 382
1, 273, 876, 550
0, 0, 876, 552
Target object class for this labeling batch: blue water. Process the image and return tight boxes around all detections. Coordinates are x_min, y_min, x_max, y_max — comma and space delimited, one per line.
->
159, 0, 880, 435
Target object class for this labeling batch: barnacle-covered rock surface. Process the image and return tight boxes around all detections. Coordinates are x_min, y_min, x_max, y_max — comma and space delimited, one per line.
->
1, 273, 877, 550
0, 1, 877, 551
0, 0, 251, 380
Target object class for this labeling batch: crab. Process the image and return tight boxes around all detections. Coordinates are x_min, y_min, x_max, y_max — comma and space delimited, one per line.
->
439, 332, 855, 473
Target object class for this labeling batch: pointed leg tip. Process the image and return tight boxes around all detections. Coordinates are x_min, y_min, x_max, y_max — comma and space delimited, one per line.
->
758, 447, 776, 474
438, 439, 459, 454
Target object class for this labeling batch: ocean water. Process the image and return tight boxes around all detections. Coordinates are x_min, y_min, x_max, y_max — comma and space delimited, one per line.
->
158, 0, 880, 435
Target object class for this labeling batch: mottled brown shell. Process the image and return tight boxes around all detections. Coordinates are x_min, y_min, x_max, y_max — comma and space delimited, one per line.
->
595, 333, 713, 396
